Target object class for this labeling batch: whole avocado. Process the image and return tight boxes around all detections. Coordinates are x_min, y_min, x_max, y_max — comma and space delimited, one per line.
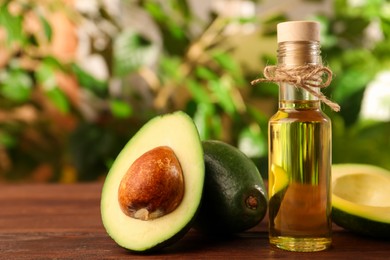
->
195, 140, 268, 235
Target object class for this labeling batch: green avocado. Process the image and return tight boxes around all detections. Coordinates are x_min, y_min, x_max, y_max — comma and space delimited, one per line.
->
332, 164, 390, 238
100, 111, 204, 252
195, 140, 268, 235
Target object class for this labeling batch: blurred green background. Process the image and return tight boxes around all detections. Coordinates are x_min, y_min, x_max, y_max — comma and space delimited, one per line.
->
0, 0, 389, 182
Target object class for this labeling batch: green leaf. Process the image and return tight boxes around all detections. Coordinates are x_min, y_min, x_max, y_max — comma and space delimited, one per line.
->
41, 56, 64, 70
109, 100, 133, 118
143, 1, 189, 55
1, 70, 33, 102
261, 14, 287, 36
144, 2, 165, 21
212, 51, 239, 73
171, 0, 191, 20
71, 64, 107, 96
193, 103, 221, 140
113, 30, 155, 77
0, 4, 26, 46
348, 0, 384, 19
332, 69, 371, 102
333, 121, 390, 171
315, 15, 338, 48
247, 105, 270, 136
209, 80, 236, 115
196, 66, 218, 81
167, 20, 186, 40
36, 62, 57, 90
45, 88, 70, 113
186, 79, 212, 104
0, 131, 17, 148
211, 51, 246, 85
334, 0, 349, 16
160, 56, 182, 81
39, 15, 52, 42
238, 124, 267, 158
338, 18, 370, 46
373, 40, 390, 61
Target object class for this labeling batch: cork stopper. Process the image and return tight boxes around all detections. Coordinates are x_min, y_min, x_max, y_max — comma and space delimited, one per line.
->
277, 21, 320, 43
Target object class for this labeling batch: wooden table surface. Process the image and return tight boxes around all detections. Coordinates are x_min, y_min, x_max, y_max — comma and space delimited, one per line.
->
0, 183, 389, 259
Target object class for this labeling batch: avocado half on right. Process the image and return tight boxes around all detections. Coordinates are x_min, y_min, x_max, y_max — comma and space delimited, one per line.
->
332, 164, 390, 238
100, 111, 204, 252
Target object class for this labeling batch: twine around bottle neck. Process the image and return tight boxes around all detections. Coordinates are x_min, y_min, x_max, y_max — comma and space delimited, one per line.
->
251, 41, 340, 112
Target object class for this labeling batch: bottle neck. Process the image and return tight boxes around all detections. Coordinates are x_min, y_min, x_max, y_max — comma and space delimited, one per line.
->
277, 41, 322, 110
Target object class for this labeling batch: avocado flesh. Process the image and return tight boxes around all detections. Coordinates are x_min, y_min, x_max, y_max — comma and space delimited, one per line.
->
332, 164, 390, 238
101, 111, 204, 252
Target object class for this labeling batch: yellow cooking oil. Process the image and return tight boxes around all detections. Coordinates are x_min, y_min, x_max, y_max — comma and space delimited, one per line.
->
268, 100, 332, 252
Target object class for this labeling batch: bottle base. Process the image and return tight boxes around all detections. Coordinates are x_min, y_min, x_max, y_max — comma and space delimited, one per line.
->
270, 236, 331, 252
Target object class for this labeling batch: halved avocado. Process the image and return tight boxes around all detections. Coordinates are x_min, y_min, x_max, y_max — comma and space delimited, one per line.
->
332, 164, 390, 238
101, 111, 204, 252
194, 140, 268, 235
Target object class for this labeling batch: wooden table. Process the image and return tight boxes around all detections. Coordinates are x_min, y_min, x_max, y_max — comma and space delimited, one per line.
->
1, 183, 389, 259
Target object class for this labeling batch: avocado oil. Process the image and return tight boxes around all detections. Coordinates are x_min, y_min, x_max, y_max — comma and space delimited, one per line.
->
267, 21, 332, 252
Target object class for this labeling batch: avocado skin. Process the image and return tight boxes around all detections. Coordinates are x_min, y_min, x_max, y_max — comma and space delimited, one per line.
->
195, 140, 268, 235
332, 207, 390, 239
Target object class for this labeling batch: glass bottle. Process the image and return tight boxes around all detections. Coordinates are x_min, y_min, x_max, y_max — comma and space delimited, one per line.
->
268, 21, 332, 252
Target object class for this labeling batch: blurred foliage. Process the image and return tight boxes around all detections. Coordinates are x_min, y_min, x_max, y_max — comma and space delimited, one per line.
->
317, 0, 390, 170
0, 0, 389, 182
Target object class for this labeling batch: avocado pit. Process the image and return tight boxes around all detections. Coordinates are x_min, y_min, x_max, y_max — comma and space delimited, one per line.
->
118, 146, 184, 220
